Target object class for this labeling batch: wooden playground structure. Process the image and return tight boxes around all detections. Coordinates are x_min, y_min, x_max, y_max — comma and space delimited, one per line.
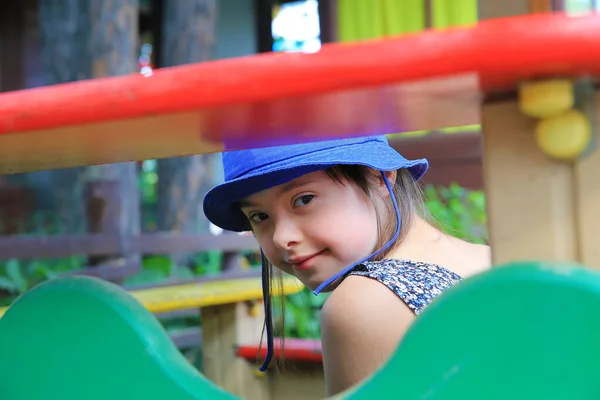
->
2, 3, 600, 399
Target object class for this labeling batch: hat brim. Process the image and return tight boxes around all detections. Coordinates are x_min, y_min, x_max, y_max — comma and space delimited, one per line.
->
203, 141, 428, 232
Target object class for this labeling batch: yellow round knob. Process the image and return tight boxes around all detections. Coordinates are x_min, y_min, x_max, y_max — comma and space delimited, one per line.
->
253, 369, 267, 378
535, 109, 592, 160
519, 79, 574, 118
239, 257, 250, 270
248, 301, 261, 317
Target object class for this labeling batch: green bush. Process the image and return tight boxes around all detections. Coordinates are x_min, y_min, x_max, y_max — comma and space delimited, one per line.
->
423, 183, 488, 245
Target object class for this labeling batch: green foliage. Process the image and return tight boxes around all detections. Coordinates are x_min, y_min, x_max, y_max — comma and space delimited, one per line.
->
1, 210, 77, 236
0, 256, 86, 306
140, 160, 159, 231
423, 183, 488, 244
123, 251, 224, 287
190, 251, 224, 276
274, 288, 329, 339
0, 260, 27, 296
123, 256, 187, 287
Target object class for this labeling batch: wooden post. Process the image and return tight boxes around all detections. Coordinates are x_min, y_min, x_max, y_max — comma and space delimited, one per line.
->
482, 90, 600, 270
83, 181, 140, 282
573, 92, 600, 268
36, 0, 141, 237
0, 2, 25, 92
528, 0, 554, 13
85, 181, 123, 264
156, 0, 220, 268
482, 101, 580, 265
0, 188, 32, 235
478, 0, 538, 20
478, 0, 559, 20
478, 0, 600, 269
200, 301, 270, 399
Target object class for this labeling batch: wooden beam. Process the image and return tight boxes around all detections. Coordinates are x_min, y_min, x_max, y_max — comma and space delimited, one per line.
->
131, 276, 302, 314
237, 338, 323, 363
127, 269, 262, 291
0, 273, 302, 318
389, 132, 484, 189
1, 14, 600, 174
389, 132, 482, 164
59, 259, 141, 282
0, 232, 259, 260
170, 327, 202, 349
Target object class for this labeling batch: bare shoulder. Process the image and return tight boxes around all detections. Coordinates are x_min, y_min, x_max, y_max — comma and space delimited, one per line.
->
464, 242, 493, 274
320, 275, 415, 396
444, 238, 492, 278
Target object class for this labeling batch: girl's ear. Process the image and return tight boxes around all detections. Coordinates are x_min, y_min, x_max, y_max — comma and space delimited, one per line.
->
375, 170, 397, 197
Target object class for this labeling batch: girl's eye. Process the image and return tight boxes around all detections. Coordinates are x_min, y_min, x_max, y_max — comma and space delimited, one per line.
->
293, 194, 314, 208
249, 213, 268, 223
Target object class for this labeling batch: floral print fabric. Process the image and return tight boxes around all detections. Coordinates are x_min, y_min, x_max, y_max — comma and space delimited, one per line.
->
347, 259, 462, 314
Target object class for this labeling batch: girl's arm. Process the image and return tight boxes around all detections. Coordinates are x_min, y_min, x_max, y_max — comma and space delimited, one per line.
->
320, 275, 415, 396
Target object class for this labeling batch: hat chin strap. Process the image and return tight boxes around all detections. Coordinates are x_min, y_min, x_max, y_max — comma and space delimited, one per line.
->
257, 172, 401, 371
312, 171, 402, 295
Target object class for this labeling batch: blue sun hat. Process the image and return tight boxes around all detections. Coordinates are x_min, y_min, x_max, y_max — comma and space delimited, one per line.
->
203, 135, 429, 233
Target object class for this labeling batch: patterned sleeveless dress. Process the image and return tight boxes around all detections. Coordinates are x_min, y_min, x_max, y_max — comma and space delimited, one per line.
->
346, 258, 462, 314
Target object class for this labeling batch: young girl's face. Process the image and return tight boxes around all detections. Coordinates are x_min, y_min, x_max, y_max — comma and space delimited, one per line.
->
239, 170, 381, 291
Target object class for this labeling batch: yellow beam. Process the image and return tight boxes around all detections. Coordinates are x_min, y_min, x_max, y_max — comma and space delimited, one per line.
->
0, 276, 304, 318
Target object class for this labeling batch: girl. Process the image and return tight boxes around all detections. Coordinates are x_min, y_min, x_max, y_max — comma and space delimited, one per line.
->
203, 135, 491, 396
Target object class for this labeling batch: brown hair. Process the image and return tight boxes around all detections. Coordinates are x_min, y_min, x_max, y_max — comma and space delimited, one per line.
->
325, 165, 428, 256
256, 165, 429, 371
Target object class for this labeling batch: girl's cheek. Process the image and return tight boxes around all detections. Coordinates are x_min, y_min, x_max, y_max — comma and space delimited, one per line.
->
256, 237, 276, 258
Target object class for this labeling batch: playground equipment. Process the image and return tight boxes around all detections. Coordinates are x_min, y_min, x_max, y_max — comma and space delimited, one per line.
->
3, 261, 600, 400
0, 272, 310, 399
2, 10, 600, 399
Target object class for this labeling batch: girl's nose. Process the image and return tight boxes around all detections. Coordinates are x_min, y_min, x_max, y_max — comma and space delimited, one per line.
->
272, 217, 303, 250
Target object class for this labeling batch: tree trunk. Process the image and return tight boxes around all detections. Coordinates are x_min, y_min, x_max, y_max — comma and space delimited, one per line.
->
156, 1, 220, 264
36, 0, 140, 264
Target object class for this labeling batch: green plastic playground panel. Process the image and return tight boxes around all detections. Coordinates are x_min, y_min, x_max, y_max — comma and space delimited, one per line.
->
2, 261, 600, 399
